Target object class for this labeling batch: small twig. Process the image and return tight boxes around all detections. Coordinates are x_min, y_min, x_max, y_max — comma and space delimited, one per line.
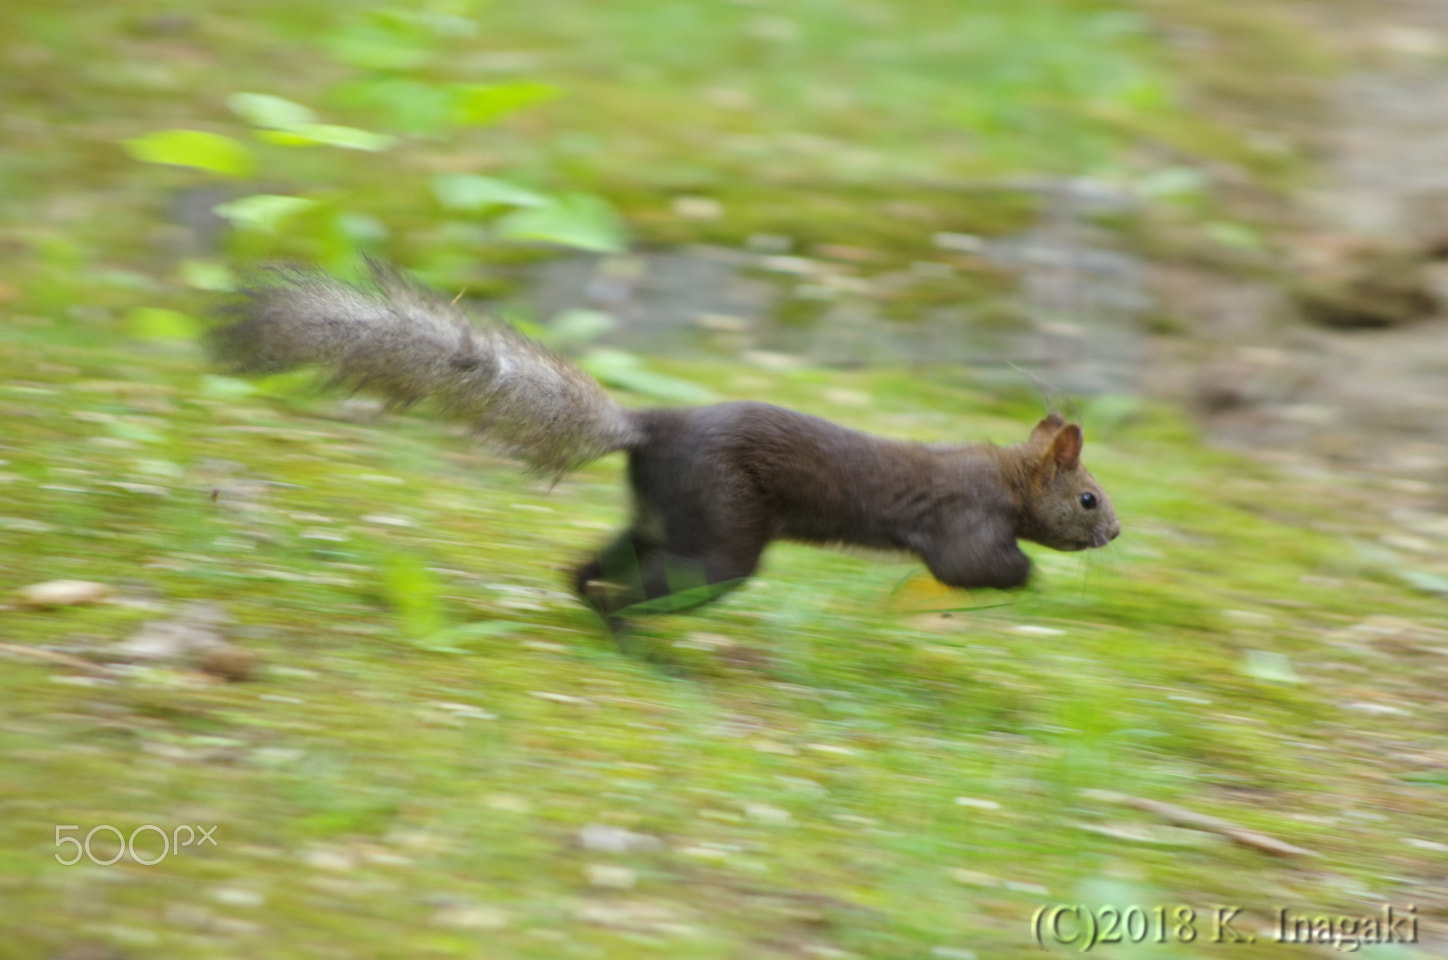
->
0, 642, 112, 675
1084, 790, 1317, 858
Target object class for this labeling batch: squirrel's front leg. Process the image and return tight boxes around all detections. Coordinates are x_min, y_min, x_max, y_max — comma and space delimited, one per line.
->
918, 521, 1032, 590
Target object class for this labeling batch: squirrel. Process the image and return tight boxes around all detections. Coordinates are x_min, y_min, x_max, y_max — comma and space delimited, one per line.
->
211, 261, 1120, 619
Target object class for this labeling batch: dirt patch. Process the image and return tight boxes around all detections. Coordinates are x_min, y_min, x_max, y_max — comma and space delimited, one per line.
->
1146, 4, 1448, 481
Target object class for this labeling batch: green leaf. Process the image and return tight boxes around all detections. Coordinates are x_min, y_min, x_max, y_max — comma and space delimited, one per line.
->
335, 78, 455, 136
227, 92, 317, 130
614, 579, 744, 617
407, 620, 528, 654
1399, 769, 1448, 786
337, 212, 389, 244
123, 130, 256, 178
580, 349, 716, 404
1351, 540, 1401, 568
126, 307, 201, 340
328, 21, 432, 71
1241, 649, 1302, 685
1399, 568, 1448, 596
1205, 221, 1264, 252
104, 420, 166, 444
495, 193, 627, 253
382, 554, 445, 640
432, 174, 550, 213
200, 375, 259, 401
547, 309, 615, 349
256, 125, 398, 152
450, 82, 562, 127
212, 194, 317, 233
179, 260, 235, 292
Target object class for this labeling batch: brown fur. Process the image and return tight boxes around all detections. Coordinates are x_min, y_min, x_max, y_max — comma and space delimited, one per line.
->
212, 264, 1120, 618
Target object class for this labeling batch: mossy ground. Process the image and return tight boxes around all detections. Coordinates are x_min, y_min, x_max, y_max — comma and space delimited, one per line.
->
2, 2, 1445, 958
4, 338, 1444, 958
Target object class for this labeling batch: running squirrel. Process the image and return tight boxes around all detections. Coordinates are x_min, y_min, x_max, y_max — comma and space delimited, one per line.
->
212, 261, 1120, 618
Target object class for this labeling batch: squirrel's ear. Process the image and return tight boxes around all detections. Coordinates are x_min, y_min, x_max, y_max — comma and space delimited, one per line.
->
1028, 413, 1067, 446
1046, 423, 1083, 470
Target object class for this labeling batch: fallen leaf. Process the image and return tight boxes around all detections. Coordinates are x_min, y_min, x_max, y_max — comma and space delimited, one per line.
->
16, 580, 113, 608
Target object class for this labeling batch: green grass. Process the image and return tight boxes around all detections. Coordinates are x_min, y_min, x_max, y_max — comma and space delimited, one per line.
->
3, 333, 1445, 958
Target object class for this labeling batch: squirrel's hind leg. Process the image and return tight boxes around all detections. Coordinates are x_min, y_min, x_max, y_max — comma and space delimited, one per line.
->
573, 526, 766, 620
573, 526, 662, 623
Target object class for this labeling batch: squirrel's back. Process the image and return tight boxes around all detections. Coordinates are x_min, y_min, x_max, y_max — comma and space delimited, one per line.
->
624, 401, 983, 551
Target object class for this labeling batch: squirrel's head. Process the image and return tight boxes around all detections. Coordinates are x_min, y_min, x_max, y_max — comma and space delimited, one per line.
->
1016, 414, 1120, 552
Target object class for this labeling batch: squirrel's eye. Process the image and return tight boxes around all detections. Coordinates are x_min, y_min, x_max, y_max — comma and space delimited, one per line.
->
1080, 492, 1098, 510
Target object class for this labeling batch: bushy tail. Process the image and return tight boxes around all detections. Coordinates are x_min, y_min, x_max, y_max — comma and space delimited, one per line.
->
210, 261, 642, 474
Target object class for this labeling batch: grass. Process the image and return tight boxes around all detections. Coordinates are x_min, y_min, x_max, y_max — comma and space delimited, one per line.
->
3, 1, 1445, 958
3, 335, 1445, 958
